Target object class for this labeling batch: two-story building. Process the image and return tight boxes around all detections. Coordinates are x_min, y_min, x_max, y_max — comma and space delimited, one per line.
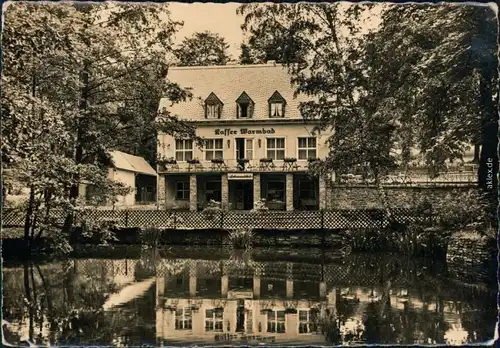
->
157, 61, 330, 212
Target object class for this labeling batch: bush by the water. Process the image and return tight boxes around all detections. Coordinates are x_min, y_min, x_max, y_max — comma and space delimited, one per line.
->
80, 218, 118, 245
139, 227, 162, 247
228, 228, 254, 249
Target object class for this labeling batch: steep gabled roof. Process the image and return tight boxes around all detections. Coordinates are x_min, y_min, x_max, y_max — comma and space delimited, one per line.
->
109, 151, 157, 176
235, 91, 254, 104
268, 90, 287, 104
160, 62, 308, 121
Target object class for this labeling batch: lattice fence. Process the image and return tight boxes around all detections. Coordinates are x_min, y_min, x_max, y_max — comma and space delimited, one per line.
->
3, 207, 421, 230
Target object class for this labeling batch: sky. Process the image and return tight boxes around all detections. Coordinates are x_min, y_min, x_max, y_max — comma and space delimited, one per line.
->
168, 2, 244, 60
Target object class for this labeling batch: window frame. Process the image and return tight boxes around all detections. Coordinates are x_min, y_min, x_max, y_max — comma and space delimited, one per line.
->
265, 137, 286, 160
236, 92, 254, 119
175, 181, 190, 201
204, 138, 224, 161
297, 137, 317, 160
268, 90, 287, 118
175, 139, 194, 162
175, 307, 193, 330
205, 308, 224, 332
267, 180, 285, 202
204, 92, 223, 119
266, 310, 286, 333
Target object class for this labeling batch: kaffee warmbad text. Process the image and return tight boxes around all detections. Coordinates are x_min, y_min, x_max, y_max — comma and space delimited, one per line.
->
214, 128, 276, 136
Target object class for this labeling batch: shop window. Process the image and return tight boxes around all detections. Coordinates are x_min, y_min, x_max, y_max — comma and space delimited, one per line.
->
266, 138, 285, 160
205, 139, 224, 160
267, 181, 285, 201
268, 90, 286, 118
205, 308, 224, 332
205, 92, 223, 119
176, 181, 190, 200
298, 137, 317, 160
299, 180, 317, 200
236, 92, 254, 119
205, 180, 221, 202
175, 139, 193, 161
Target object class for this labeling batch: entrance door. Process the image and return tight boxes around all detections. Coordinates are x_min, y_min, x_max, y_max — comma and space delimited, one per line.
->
233, 181, 254, 210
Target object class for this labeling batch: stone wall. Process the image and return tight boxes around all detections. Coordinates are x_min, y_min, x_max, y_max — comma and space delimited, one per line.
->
446, 230, 496, 284
326, 185, 474, 209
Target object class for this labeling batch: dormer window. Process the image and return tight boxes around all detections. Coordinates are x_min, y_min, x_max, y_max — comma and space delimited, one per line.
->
236, 92, 254, 119
205, 92, 223, 119
268, 91, 286, 118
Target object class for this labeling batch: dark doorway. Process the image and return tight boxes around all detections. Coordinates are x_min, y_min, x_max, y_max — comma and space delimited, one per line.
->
231, 181, 253, 210
236, 299, 245, 332
135, 174, 157, 204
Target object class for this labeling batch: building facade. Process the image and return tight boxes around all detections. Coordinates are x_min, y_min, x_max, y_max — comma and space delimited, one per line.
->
157, 62, 331, 212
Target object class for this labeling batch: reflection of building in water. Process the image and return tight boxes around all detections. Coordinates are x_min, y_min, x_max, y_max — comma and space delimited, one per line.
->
155, 260, 332, 345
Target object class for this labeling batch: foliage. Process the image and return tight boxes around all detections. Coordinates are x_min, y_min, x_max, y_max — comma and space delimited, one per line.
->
238, 3, 497, 189
251, 198, 269, 212
174, 31, 231, 66
80, 218, 119, 245
227, 228, 255, 250
202, 199, 223, 219
2, 2, 197, 245
138, 227, 163, 247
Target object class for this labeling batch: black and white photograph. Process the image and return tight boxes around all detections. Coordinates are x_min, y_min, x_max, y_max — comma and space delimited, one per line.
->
1, 1, 498, 346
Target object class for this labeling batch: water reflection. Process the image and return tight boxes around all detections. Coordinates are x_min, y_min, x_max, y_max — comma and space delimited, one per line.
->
2, 248, 496, 346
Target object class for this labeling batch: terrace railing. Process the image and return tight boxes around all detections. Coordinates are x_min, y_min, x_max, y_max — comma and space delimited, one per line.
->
2, 208, 424, 230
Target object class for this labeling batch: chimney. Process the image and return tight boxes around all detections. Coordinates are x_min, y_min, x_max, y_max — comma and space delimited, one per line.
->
266, 60, 276, 66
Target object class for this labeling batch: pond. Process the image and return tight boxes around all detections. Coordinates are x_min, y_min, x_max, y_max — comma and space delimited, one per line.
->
2, 246, 497, 346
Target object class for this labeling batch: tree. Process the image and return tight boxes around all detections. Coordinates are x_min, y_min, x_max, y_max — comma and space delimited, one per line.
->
174, 31, 231, 66
2, 2, 197, 246
238, 3, 497, 192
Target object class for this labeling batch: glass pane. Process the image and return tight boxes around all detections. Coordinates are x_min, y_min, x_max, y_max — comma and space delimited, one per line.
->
276, 150, 285, 160
176, 309, 183, 316
215, 139, 223, 149
246, 139, 253, 149
298, 150, 307, 160
206, 151, 214, 160
176, 139, 184, 150
186, 151, 193, 161
276, 138, 285, 149
267, 322, 273, 332
267, 150, 274, 159
215, 309, 224, 318
298, 138, 306, 148
277, 311, 285, 320
185, 140, 193, 150
309, 150, 317, 159
206, 321, 214, 331
308, 137, 316, 148
267, 311, 274, 320
215, 151, 223, 159
267, 138, 275, 149
299, 310, 308, 321
277, 322, 285, 333
246, 150, 253, 160
176, 152, 183, 161
206, 309, 214, 317
206, 140, 213, 150
215, 321, 223, 331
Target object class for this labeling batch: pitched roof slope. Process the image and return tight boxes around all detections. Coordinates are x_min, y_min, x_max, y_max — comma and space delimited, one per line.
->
160, 62, 308, 121
109, 151, 157, 176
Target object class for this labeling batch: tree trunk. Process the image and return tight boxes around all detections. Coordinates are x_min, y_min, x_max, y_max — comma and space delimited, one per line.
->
63, 66, 90, 240
24, 186, 36, 253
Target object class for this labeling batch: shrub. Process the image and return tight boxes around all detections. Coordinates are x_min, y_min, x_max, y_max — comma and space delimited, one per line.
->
228, 228, 254, 249
202, 200, 222, 220
139, 227, 162, 247
251, 198, 269, 212
80, 218, 118, 245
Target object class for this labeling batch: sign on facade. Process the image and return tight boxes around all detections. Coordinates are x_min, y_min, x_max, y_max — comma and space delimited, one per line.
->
214, 128, 276, 136
228, 173, 254, 181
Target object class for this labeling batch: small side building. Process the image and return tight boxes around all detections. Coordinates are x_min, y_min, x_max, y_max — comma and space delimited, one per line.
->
80, 151, 158, 207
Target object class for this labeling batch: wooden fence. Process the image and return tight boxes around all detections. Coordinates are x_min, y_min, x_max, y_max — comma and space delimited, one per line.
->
2, 208, 423, 230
